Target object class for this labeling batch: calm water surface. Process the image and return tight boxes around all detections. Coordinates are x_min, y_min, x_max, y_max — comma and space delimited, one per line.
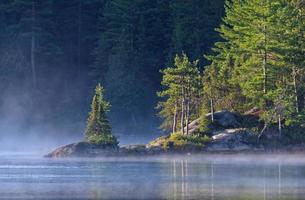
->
0, 153, 305, 199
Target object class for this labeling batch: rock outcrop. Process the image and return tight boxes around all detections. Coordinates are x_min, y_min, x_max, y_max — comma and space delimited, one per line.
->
45, 110, 267, 158
184, 118, 200, 135
120, 144, 164, 155
206, 110, 241, 128
44, 142, 119, 158
45, 142, 168, 158
206, 128, 262, 151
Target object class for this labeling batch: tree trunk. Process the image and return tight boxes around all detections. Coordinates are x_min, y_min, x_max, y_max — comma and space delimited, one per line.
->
293, 66, 299, 113
181, 88, 185, 135
210, 98, 214, 122
31, 0, 37, 86
263, 48, 267, 94
263, 24, 267, 94
172, 103, 178, 133
258, 123, 268, 141
185, 99, 190, 135
278, 114, 282, 138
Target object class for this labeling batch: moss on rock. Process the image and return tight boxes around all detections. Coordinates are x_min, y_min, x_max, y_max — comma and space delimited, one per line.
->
148, 132, 211, 152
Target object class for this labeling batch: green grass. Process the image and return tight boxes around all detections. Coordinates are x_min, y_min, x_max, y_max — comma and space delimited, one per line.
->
149, 132, 211, 151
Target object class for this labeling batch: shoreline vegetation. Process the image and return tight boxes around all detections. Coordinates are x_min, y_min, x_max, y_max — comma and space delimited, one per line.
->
46, 110, 305, 158
47, 0, 305, 158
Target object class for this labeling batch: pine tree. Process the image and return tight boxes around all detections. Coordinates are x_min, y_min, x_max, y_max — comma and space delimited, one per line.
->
158, 54, 201, 135
85, 84, 118, 145
275, 0, 305, 113
204, 0, 305, 135
92, 0, 224, 133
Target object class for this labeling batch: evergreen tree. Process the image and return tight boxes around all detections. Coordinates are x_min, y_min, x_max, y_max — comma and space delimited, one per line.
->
204, 0, 305, 135
85, 84, 117, 145
0, 1, 225, 140
93, 0, 224, 134
158, 54, 201, 135
168, 0, 224, 64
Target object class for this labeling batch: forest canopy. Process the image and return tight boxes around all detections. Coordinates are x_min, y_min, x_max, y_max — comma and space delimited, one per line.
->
0, 0, 224, 140
1, 0, 304, 144
157, 0, 305, 141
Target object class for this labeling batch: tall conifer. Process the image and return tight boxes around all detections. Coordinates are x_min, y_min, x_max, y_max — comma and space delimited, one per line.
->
85, 84, 117, 145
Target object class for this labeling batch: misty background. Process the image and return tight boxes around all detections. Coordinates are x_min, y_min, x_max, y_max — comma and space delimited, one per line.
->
0, 0, 224, 151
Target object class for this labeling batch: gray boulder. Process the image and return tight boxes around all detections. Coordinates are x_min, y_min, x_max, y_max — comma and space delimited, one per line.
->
182, 110, 241, 135
45, 142, 166, 158
206, 128, 259, 151
44, 142, 119, 158
184, 118, 200, 135
206, 110, 241, 128
120, 144, 147, 155
120, 144, 164, 155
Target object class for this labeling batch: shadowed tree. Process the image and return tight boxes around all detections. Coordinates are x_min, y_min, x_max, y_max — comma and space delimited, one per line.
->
85, 84, 118, 145
158, 54, 201, 135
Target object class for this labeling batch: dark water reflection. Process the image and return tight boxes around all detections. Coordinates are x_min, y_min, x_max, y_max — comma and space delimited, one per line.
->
0, 154, 305, 199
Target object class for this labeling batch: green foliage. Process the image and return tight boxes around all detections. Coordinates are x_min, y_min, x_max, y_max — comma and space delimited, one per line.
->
85, 84, 117, 145
93, 0, 224, 132
150, 132, 211, 151
286, 111, 305, 128
86, 133, 118, 146
199, 106, 211, 133
203, 0, 305, 135
170, 132, 211, 145
157, 54, 202, 133
0, 0, 225, 137
168, 0, 224, 63
200, 117, 211, 133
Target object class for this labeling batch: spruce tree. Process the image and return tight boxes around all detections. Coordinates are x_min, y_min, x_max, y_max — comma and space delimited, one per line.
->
85, 84, 117, 145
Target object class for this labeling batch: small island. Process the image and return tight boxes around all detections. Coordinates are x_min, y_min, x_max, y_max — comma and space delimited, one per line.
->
46, 107, 305, 158
46, 1, 305, 158
46, 80, 305, 158
1, 1, 305, 199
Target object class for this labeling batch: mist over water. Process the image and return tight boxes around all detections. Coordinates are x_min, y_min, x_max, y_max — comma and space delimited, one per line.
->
0, 154, 304, 199
0, 67, 302, 200
0, 93, 151, 153
0, 90, 161, 153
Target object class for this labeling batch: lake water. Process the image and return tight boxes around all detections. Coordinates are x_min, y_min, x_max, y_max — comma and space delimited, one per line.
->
0, 153, 305, 199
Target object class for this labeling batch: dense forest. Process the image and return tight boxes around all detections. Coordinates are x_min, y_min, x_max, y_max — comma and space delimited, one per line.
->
204, 0, 305, 136
76, 0, 305, 150
1, 0, 304, 147
0, 0, 224, 142
157, 0, 305, 142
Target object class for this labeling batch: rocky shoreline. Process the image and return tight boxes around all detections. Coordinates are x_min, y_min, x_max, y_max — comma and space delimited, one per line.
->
44, 140, 305, 158
45, 110, 305, 158
45, 129, 305, 158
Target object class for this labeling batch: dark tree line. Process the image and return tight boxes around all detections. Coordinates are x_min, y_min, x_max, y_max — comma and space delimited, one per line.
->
158, 0, 305, 142
0, 0, 224, 136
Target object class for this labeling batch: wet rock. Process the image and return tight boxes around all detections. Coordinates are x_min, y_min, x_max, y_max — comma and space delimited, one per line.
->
181, 110, 242, 136
206, 110, 241, 128
146, 146, 164, 154
120, 144, 147, 155
206, 128, 257, 152
184, 118, 200, 135
120, 144, 167, 155
244, 107, 261, 115
44, 142, 119, 158
45, 142, 167, 158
